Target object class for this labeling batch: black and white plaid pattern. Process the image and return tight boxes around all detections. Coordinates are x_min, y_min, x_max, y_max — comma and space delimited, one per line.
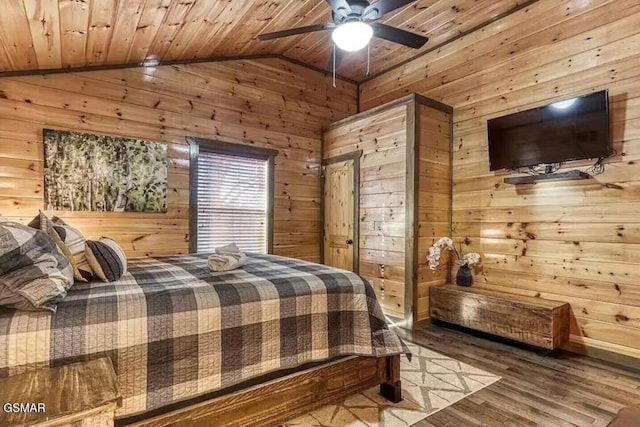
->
0, 253, 406, 417
0, 220, 73, 311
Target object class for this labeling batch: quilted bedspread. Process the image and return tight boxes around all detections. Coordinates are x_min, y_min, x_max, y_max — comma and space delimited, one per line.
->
0, 253, 406, 417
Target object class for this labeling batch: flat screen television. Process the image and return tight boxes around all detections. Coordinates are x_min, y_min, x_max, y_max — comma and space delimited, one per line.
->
487, 90, 611, 171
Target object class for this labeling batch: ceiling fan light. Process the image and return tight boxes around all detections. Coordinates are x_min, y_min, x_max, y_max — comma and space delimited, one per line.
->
331, 22, 373, 52
550, 98, 578, 110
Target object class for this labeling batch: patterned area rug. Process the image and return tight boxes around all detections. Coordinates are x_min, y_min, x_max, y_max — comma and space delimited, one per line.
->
286, 342, 501, 426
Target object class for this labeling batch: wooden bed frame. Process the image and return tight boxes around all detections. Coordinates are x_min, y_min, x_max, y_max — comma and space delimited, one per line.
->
124, 354, 401, 427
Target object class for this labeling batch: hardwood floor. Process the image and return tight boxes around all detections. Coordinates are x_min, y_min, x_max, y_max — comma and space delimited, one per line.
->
397, 324, 640, 427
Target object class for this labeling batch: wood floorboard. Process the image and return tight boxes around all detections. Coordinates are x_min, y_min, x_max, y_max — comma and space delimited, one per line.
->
399, 325, 640, 426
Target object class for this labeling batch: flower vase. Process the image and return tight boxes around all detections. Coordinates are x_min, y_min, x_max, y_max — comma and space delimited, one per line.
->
456, 264, 473, 287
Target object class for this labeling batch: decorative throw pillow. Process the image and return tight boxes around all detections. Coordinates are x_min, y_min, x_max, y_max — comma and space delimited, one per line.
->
85, 238, 128, 282
28, 212, 93, 282
28, 211, 67, 252
50, 217, 94, 282
27, 210, 57, 235
0, 221, 74, 311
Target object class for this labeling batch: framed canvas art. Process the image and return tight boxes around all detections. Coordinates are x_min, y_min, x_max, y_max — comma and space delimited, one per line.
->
43, 129, 168, 213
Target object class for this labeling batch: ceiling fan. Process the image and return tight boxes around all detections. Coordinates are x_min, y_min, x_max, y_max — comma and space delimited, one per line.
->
257, 0, 429, 73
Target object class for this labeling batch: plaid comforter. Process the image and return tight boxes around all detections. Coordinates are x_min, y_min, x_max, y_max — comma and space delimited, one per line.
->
0, 253, 406, 417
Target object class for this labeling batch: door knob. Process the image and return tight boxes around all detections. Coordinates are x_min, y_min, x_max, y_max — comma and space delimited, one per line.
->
346, 239, 354, 245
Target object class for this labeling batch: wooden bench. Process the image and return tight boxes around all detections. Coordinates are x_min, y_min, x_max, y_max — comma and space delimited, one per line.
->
429, 285, 570, 350
0, 358, 120, 427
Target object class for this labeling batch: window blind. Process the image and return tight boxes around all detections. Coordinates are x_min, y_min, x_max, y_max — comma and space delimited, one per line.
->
197, 150, 268, 254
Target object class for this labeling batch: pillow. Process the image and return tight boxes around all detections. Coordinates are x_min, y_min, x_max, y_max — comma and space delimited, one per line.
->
28, 212, 92, 282
28, 211, 65, 251
0, 221, 74, 311
85, 238, 127, 282
27, 210, 56, 234
51, 217, 93, 282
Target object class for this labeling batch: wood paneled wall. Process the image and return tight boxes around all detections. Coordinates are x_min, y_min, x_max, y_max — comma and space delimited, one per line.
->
323, 104, 408, 319
415, 104, 452, 322
323, 96, 452, 324
0, 58, 357, 261
361, 0, 640, 359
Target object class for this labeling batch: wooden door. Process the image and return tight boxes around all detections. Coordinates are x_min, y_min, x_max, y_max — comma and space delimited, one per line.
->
323, 153, 359, 272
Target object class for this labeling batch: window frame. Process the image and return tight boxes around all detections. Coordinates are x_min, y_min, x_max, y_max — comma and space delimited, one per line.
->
187, 136, 278, 254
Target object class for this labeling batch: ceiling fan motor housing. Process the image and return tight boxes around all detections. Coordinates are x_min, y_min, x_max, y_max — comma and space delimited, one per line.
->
332, 0, 380, 24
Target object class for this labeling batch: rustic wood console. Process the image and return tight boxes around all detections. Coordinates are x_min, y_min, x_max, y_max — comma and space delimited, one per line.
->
429, 285, 570, 350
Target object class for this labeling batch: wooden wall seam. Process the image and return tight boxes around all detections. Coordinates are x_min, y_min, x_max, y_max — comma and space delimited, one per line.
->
188, 139, 199, 254
448, 100, 454, 286
415, 101, 453, 322
405, 100, 418, 328
0, 53, 360, 86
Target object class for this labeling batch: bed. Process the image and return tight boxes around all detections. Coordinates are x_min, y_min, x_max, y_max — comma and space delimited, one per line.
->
0, 253, 407, 424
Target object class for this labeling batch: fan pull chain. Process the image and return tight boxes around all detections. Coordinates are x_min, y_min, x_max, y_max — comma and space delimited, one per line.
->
332, 42, 336, 88
366, 43, 371, 77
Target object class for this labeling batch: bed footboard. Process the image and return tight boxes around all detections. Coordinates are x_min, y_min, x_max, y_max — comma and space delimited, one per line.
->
123, 354, 402, 427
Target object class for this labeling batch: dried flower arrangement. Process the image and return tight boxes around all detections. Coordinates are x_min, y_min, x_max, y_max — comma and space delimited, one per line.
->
427, 237, 481, 270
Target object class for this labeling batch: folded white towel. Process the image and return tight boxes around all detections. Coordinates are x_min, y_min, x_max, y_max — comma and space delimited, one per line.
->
215, 242, 241, 255
208, 243, 247, 272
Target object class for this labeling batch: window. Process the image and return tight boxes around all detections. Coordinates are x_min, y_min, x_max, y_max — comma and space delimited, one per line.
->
189, 138, 277, 254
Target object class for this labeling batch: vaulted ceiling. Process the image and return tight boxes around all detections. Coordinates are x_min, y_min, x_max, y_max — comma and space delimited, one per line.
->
0, 0, 527, 82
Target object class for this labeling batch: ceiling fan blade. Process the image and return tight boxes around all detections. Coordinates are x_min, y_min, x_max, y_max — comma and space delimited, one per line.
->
258, 23, 336, 41
326, 46, 345, 73
371, 22, 428, 49
364, 0, 416, 19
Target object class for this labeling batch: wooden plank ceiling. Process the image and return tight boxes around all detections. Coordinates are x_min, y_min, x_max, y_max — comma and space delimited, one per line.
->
0, 0, 524, 82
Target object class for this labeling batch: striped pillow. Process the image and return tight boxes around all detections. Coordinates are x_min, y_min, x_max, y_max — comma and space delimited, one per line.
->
85, 238, 127, 282
51, 217, 94, 282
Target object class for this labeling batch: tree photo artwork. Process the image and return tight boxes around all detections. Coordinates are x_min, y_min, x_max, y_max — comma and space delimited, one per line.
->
43, 129, 168, 213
